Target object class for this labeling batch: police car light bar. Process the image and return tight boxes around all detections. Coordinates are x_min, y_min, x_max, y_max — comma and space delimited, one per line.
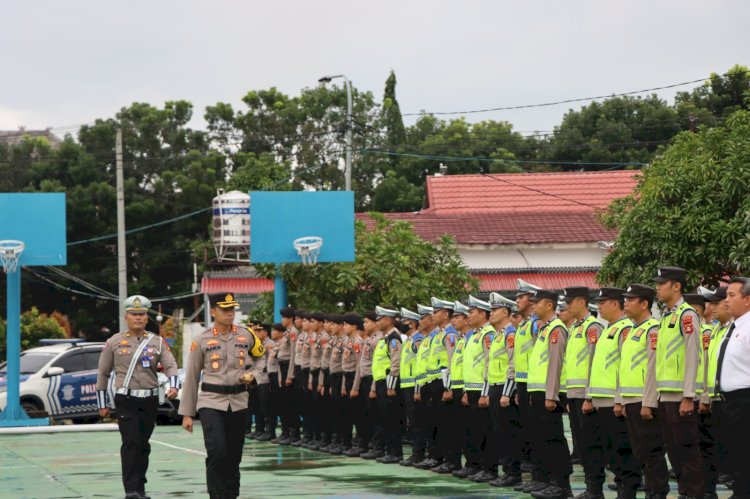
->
38, 339, 85, 346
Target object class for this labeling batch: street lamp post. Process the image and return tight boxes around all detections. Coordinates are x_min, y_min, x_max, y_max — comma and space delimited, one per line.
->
318, 74, 352, 191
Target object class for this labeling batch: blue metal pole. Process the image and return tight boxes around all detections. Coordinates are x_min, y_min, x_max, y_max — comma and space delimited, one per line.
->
273, 266, 287, 323
0, 268, 48, 426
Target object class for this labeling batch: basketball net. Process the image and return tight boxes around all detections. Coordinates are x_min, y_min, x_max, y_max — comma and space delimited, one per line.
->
0, 240, 24, 273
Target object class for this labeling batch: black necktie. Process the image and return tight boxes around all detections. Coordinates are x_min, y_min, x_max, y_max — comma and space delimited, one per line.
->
715, 323, 736, 393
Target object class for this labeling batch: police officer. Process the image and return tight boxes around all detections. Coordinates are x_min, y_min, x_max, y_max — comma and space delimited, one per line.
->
266, 322, 286, 441
275, 307, 298, 445
653, 266, 706, 499
306, 312, 326, 449
247, 323, 272, 440
292, 311, 311, 446
325, 315, 346, 454
399, 307, 425, 466
97, 295, 179, 499
442, 301, 471, 475
413, 304, 440, 469
488, 292, 523, 488
620, 284, 669, 499
352, 311, 382, 458
457, 295, 496, 482
372, 306, 403, 463
341, 313, 363, 457
179, 293, 264, 499
527, 289, 572, 499
584, 287, 641, 499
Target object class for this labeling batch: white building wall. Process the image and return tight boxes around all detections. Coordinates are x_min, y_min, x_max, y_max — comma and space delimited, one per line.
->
458, 242, 607, 270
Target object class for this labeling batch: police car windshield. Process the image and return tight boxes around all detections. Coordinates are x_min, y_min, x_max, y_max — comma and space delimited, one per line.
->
0, 352, 57, 375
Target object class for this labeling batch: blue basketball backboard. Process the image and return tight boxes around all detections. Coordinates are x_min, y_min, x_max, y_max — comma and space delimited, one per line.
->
0, 193, 67, 266
250, 191, 355, 264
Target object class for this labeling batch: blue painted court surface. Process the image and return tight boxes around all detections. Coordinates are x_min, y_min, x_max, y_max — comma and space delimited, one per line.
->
0, 424, 733, 498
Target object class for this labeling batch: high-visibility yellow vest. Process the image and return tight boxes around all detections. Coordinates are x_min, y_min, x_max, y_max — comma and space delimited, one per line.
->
528, 318, 567, 393
427, 328, 452, 382
706, 322, 730, 397
564, 315, 602, 389
656, 301, 698, 393
488, 325, 514, 384
449, 336, 466, 390
415, 331, 434, 385
464, 323, 495, 391
400, 333, 423, 388
514, 317, 537, 382
589, 317, 632, 398
372, 337, 391, 381
619, 318, 659, 397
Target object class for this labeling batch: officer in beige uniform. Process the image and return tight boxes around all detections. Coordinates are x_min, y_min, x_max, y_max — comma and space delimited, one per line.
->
247, 324, 272, 441
353, 311, 383, 458
276, 307, 298, 444
326, 315, 346, 454
342, 313, 365, 457
179, 293, 264, 499
97, 295, 179, 499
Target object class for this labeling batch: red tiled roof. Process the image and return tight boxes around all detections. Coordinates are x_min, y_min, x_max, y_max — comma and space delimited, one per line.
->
356, 211, 616, 245
425, 170, 638, 214
201, 277, 274, 294
475, 271, 599, 292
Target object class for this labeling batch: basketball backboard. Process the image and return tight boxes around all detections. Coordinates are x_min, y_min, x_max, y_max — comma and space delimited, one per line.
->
250, 191, 355, 264
0, 193, 67, 266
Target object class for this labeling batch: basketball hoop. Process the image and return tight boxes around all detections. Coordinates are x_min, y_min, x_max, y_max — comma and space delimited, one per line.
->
0, 240, 25, 273
293, 236, 323, 265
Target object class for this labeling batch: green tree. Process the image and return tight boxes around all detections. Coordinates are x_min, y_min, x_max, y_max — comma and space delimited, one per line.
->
0, 308, 66, 360
597, 109, 750, 288
251, 213, 477, 320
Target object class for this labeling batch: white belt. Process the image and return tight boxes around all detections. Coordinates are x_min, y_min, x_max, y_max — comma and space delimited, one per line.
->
116, 388, 159, 398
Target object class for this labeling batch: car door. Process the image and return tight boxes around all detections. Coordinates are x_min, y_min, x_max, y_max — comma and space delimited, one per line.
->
49, 350, 88, 417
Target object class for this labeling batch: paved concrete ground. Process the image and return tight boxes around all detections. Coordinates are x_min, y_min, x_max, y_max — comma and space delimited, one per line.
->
0, 424, 733, 498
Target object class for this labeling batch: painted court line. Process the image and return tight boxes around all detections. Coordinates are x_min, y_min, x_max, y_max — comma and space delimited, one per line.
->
150, 439, 207, 457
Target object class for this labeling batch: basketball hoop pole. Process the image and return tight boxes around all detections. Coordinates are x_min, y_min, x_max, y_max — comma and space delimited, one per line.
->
273, 266, 287, 322
0, 267, 47, 426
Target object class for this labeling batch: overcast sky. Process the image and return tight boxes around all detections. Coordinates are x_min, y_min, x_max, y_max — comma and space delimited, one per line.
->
2, 1, 748, 136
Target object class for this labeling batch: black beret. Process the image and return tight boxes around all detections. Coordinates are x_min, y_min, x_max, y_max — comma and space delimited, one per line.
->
363, 311, 378, 322
272, 323, 285, 332
311, 312, 326, 322
342, 312, 361, 325
280, 307, 295, 318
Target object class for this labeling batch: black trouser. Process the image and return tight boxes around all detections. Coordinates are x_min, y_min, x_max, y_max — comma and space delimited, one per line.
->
722, 389, 750, 499
529, 392, 572, 484
465, 390, 498, 473
441, 388, 463, 467
309, 368, 321, 440
428, 379, 448, 461
659, 400, 705, 497
301, 368, 313, 439
277, 362, 294, 437
402, 386, 425, 459
623, 402, 669, 495
267, 372, 279, 435
340, 372, 355, 448
253, 383, 269, 433
709, 401, 728, 477
376, 379, 403, 456
490, 384, 521, 475
290, 364, 304, 438
198, 406, 249, 499
418, 381, 439, 460
330, 371, 343, 443
699, 410, 719, 493
365, 376, 385, 451
356, 376, 374, 450
114, 394, 158, 495
517, 381, 542, 479
568, 398, 586, 463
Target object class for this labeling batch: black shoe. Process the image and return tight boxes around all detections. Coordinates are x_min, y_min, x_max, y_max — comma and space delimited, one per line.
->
532, 485, 568, 499
571, 456, 581, 465
257, 432, 273, 442
380, 454, 402, 464
521, 481, 550, 493
360, 451, 383, 460
277, 436, 291, 445
400, 455, 423, 467
452, 466, 480, 479
521, 460, 533, 472
343, 447, 363, 457
329, 445, 343, 455
490, 474, 522, 487
471, 470, 497, 483
415, 458, 440, 470
290, 438, 302, 446
575, 490, 604, 499
433, 463, 457, 474
607, 483, 618, 491
124, 494, 141, 499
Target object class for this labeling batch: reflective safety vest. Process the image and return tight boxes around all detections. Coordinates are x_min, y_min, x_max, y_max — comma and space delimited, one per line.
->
564, 315, 602, 389
372, 337, 391, 381
488, 325, 514, 384
427, 328, 450, 382
706, 322, 731, 397
696, 323, 712, 393
514, 317, 537, 382
619, 318, 659, 397
656, 301, 697, 393
449, 336, 466, 390
464, 324, 495, 391
415, 331, 435, 386
528, 318, 567, 393
400, 333, 423, 388
589, 317, 632, 398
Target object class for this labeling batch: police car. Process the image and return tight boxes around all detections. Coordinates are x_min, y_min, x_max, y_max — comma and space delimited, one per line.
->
0, 339, 183, 423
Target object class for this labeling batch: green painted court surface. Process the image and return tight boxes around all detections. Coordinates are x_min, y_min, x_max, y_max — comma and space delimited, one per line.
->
0, 424, 733, 498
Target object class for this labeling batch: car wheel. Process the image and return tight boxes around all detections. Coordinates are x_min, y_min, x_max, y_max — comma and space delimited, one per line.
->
21, 399, 46, 418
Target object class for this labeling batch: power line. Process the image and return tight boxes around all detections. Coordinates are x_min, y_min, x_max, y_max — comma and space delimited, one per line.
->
402, 70, 750, 117
360, 149, 646, 167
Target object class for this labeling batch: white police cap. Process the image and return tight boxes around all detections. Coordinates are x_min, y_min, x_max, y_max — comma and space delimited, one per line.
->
124, 295, 151, 313
417, 304, 434, 317
467, 295, 491, 312
375, 306, 399, 319
489, 292, 517, 310
452, 301, 469, 316
430, 297, 455, 311
400, 307, 420, 322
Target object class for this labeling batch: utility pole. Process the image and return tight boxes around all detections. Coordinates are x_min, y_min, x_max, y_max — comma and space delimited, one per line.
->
116, 129, 127, 332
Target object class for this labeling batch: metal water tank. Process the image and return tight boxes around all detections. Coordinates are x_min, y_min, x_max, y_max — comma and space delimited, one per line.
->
212, 189, 250, 262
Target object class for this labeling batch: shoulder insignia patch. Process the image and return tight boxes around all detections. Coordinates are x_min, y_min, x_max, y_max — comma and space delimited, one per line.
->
484, 334, 492, 350
649, 330, 658, 350
390, 338, 399, 351
682, 314, 694, 334
507, 334, 515, 349
354, 343, 361, 354
621, 326, 631, 341
447, 334, 456, 348
587, 328, 598, 344
550, 329, 559, 344
290, 332, 297, 342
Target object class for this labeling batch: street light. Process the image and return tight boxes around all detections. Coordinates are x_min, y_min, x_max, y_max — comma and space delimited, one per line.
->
318, 74, 353, 191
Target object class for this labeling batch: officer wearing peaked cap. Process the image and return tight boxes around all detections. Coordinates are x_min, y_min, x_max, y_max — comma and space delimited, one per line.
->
414, 304, 442, 469
652, 266, 706, 499
180, 293, 263, 499
97, 295, 179, 499
371, 306, 403, 463
399, 307, 425, 466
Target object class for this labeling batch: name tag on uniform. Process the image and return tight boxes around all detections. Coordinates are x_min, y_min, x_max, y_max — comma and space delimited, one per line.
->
142, 355, 151, 368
